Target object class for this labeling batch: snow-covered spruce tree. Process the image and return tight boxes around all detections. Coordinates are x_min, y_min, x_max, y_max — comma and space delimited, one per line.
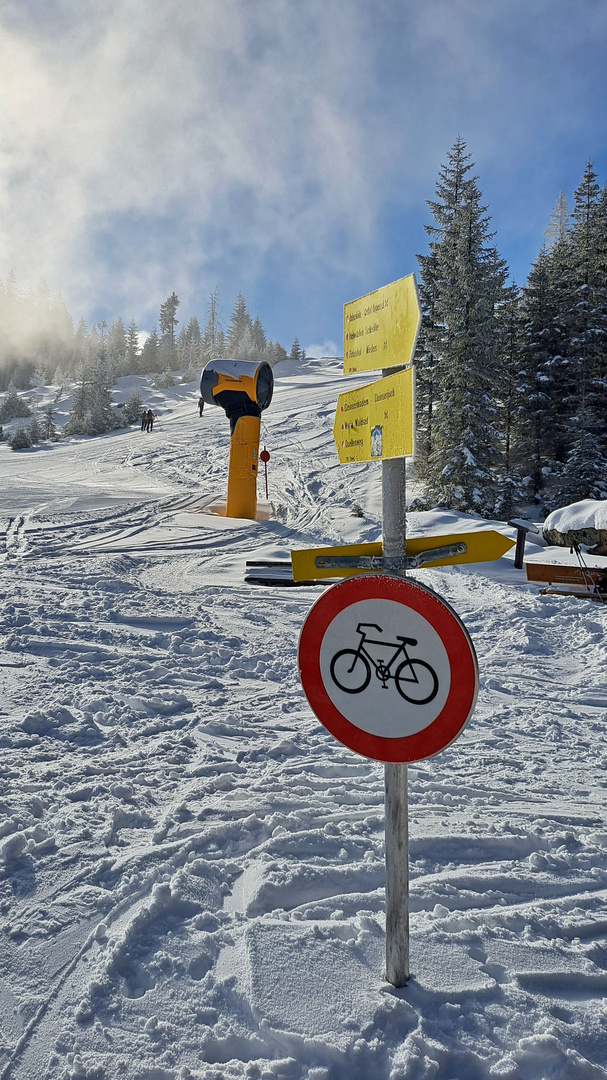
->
159, 292, 180, 370
107, 318, 127, 378
41, 403, 57, 440
88, 345, 120, 433
8, 425, 31, 450
140, 325, 160, 373
415, 138, 508, 516
63, 367, 90, 435
27, 415, 41, 444
514, 245, 564, 500
413, 246, 440, 480
557, 163, 607, 500
64, 346, 117, 436
592, 184, 607, 447
252, 317, 267, 357
265, 340, 287, 367
0, 382, 32, 422
290, 337, 306, 363
123, 390, 144, 424
226, 294, 254, 358
178, 316, 204, 379
543, 191, 570, 248
493, 284, 527, 519
202, 288, 223, 361
125, 317, 140, 372
153, 365, 176, 388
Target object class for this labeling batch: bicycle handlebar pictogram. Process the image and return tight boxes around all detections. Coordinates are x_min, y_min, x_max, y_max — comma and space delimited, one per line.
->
329, 622, 439, 705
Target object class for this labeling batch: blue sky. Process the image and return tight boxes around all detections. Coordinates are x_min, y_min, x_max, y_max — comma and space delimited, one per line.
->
1, 0, 607, 356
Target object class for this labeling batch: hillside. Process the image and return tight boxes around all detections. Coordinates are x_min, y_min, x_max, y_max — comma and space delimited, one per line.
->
1, 362, 607, 1080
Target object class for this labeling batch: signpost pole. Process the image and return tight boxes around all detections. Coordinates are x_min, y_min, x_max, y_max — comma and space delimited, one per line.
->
382, 441, 409, 986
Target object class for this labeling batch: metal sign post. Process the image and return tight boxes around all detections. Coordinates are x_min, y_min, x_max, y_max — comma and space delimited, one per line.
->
297, 273, 479, 992
382, 426, 409, 986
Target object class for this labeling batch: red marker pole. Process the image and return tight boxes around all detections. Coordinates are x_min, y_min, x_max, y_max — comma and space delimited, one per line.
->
260, 447, 270, 499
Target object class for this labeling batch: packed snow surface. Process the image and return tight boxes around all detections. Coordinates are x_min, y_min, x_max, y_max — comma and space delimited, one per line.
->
1, 360, 607, 1079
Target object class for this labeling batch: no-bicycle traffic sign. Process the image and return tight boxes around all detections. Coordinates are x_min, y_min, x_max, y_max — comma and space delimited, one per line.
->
298, 575, 478, 763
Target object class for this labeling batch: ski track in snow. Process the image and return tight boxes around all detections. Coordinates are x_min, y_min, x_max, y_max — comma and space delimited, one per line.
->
1, 364, 607, 1079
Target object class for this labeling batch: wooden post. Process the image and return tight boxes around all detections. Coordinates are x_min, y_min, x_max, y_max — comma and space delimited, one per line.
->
382, 449, 409, 987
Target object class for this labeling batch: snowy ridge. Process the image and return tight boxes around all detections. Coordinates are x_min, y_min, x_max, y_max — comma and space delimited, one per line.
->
1, 367, 607, 1078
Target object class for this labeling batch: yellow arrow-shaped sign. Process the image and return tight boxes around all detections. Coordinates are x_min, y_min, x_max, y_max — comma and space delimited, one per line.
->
333, 367, 414, 464
291, 531, 514, 582
344, 273, 421, 375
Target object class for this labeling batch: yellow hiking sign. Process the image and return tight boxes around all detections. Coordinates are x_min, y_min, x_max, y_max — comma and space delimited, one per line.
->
291, 531, 514, 582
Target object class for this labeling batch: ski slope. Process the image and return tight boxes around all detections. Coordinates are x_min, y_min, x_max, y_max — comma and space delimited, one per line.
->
1, 360, 607, 1080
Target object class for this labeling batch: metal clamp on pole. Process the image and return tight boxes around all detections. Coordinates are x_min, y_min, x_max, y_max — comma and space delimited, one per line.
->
315, 542, 467, 573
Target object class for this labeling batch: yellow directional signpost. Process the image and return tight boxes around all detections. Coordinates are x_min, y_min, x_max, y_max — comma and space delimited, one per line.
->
291, 530, 514, 582
333, 367, 414, 464
297, 270, 511, 992
344, 273, 421, 375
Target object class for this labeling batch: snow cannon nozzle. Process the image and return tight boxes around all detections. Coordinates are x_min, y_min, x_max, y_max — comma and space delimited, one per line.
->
200, 359, 273, 435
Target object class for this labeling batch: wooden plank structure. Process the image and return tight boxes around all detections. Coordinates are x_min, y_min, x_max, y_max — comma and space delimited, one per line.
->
526, 560, 607, 600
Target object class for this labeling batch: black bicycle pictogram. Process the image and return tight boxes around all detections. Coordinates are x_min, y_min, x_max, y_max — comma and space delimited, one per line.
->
329, 622, 439, 705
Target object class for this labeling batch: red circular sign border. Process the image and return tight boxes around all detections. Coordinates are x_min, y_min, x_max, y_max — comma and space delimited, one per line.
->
298, 574, 478, 763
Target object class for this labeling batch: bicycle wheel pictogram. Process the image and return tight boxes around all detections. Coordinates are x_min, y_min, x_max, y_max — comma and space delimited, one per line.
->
394, 658, 438, 704
330, 649, 371, 693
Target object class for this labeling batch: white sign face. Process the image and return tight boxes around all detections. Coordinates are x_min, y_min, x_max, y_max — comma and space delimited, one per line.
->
318, 598, 451, 739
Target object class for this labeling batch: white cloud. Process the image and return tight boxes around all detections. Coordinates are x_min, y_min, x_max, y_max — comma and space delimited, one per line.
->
0, 0, 381, 320
1, 0, 606, 336
304, 340, 340, 360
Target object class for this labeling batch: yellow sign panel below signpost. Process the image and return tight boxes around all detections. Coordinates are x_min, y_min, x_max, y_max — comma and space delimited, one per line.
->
344, 273, 421, 375
333, 367, 414, 464
291, 531, 514, 582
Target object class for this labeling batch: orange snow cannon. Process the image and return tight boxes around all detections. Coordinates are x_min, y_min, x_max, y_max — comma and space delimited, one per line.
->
200, 359, 274, 519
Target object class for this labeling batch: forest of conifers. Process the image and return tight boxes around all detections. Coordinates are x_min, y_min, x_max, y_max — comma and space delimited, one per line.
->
414, 139, 607, 516
1, 136, 606, 516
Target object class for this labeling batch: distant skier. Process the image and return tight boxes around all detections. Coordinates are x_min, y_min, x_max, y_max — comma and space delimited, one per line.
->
198, 396, 204, 417
146, 409, 155, 432
141, 410, 147, 432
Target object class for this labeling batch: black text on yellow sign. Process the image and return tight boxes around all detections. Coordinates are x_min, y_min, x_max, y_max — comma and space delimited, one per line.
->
333, 367, 414, 464
343, 273, 421, 375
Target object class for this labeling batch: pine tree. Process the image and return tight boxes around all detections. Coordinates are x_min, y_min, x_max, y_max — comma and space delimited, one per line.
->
267, 340, 287, 366
180, 316, 203, 378
27, 415, 41, 444
226, 294, 253, 357
64, 367, 92, 435
107, 318, 127, 378
413, 246, 440, 477
41, 403, 57, 439
252, 317, 267, 355
0, 383, 32, 422
202, 288, 222, 360
140, 326, 160, 373
494, 284, 526, 519
543, 192, 570, 249
88, 344, 118, 433
558, 162, 607, 500
515, 247, 562, 498
123, 390, 144, 424
125, 317, 141, 372
8, 425, 32, 450
159, 292, 180, 369
64, 344, 117, 436
415, 138, 508, 515
290, 337, 304, 363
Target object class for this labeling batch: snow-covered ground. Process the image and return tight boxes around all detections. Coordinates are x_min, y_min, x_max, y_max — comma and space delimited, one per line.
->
1, 360, 607, 1080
